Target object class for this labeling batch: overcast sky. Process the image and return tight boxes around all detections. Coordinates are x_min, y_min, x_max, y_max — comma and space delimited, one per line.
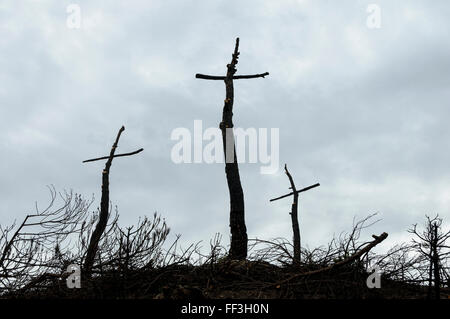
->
1, 0, 449, 255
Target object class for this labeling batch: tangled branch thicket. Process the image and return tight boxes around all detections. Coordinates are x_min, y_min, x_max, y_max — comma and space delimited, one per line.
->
1, 188, 449, 299
0, 187, 172, 297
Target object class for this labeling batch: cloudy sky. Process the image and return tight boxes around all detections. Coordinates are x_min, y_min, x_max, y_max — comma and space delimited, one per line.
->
1, 0, 449, 254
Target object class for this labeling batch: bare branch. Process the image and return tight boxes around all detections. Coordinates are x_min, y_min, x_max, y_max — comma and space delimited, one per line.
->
274, 232, 388, 285
195, 72, 269, 80
83, 148, 144, 163
270, 183, 320, 202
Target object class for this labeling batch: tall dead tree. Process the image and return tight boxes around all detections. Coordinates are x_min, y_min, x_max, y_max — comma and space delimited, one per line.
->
270, 164, 320, 264
196, 38, 269, 260
83, 126, 143, 275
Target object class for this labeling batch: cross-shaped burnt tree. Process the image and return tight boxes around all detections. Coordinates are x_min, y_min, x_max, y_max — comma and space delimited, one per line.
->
82, 126, 143, 275
270, 164, 320, 264
196, 38, 269, 260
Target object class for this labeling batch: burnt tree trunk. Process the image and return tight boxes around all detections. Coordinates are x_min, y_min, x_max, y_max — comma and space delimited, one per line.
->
83, 126, 125, 275
222, 38, 247, 260
270, 172, 319, 264
284, 164, 301, 264
196, 38, 269, 260
433, 223, 441, 299
427, 231, 433, 299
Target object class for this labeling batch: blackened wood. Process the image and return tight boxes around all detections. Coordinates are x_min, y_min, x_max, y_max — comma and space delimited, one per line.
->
428, 229, 434, 299
270, 183, 320, 202
275, 232, 388, 285
83, 126, 125, 275
195, 72, 269, 80
284, 164, 301, 264
433, 223, 441, 299
82, 148, 144, 163
222, 38, 247, 260
196, 38, 269, 260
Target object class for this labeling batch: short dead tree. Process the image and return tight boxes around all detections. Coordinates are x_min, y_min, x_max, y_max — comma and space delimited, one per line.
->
270, 164, 320, 265
82, 126, 143, 276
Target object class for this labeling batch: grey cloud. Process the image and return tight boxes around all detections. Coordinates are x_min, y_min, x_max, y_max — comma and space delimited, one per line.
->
1, 0, 449, 252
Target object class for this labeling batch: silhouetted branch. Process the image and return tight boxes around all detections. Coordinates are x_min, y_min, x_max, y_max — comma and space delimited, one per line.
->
195, 37, 270, 260
82, 148, 144, 163
0, 187, 92, 293
195, 72, 269, 80
274, 232, 388, 285
84, 126, 138, 276
270, 183, 320, 202
408, 215, 450, 299
283, 164, 301, 264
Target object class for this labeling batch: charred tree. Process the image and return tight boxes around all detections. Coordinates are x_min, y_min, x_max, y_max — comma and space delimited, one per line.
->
270, 164, 320, 265
83, 126, 143, 275
409, 215, 450, 299
432, 223, 441, 299
196, 38, 269, 260
284, 165, 301, 264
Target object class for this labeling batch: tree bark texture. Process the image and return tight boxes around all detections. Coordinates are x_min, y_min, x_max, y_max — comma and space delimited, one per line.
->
221, 38, 247, 260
